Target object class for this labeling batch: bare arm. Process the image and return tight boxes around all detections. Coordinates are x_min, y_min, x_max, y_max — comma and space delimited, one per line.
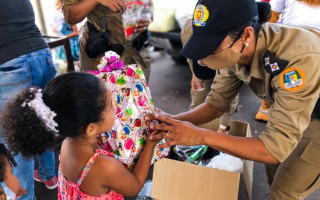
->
200, 129, 278, 164
100, 133, 160, 196
147, 114, 278, 164
65, 25, 79, 38
67, 0, 99, 25
174, 102, 224, 125
66, 0, 125, 25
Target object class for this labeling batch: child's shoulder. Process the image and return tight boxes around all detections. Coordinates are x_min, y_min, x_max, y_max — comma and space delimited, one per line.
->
92, 151, 124, 173
81, 151, 126, 187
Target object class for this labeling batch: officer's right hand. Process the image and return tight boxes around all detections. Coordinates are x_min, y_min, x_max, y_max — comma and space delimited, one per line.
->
191, 74, 205, 92
97, 0, 126, 13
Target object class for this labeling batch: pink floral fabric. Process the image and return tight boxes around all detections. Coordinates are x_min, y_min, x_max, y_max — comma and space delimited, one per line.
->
58, 149, 124, 200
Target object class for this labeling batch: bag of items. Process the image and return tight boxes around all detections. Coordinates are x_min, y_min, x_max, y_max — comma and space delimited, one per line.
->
122, 0, 152, 40
172, 145, 219, 164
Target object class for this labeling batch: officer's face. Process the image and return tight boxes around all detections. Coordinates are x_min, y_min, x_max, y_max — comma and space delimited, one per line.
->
199, 26, 256, 69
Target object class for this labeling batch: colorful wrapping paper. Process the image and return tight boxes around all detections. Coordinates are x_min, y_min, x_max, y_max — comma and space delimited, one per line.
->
95, 52, 169, 170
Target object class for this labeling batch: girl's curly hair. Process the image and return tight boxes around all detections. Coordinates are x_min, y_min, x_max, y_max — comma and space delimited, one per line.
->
0, 88, 56, 159
0, 143, 17, 182
0, 72, 107, 159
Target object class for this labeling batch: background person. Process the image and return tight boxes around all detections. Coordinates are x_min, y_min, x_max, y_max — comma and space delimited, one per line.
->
62, 0, 153, 81
255, 0, 320, 122
52, 0, 80, 64
0, 0, 58, 199
0, 144, 26, 200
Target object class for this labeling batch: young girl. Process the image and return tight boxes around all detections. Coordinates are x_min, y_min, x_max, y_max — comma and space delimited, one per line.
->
0, 144, 26, 200
0, 72, 160, 199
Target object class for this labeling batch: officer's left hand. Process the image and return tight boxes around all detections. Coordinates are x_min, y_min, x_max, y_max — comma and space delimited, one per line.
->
147, 114, 205, 148
135, 19, 151, 33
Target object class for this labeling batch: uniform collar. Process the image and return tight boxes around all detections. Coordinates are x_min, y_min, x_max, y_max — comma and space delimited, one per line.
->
250, 30, 268, 79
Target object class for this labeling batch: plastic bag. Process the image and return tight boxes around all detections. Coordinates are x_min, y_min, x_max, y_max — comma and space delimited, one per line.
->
200, 152, 244, 173
123, 0, 152, 40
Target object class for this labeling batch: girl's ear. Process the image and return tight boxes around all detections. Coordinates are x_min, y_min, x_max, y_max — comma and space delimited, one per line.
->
85, 123, 98, 136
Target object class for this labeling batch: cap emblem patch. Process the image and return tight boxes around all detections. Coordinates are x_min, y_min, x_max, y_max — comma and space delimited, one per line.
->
193, 4, 209, 27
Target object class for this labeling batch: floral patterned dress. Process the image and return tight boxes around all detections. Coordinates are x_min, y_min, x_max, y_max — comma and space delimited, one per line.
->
58, 149, 124, 200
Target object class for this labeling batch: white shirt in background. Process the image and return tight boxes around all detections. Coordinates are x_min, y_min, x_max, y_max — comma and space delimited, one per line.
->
271, 0, 320, 29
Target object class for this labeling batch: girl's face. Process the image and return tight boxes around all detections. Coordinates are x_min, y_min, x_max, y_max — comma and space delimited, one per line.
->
95, 88, 115, 134
4, 158, 20, 195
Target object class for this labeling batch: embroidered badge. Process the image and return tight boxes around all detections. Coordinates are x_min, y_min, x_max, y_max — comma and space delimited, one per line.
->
193, 4, 209, 27
280, 68, 305, 92
262, 50, 288, 76
270, 62, 280, 72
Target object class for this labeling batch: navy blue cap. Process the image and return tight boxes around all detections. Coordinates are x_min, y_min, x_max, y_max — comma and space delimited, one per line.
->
180, 0, 258, 60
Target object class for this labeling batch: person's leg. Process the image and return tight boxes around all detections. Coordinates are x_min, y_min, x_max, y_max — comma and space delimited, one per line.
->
13, 155, 35, 200
27, 48, 57, 88
218, 94, 239, 134
26, 48, 57, 188
268, 118, 320, 200
189, 78, 239, 134
35, 150, 56, 181
189, 79, 213, 110
255, 99, 270, 122
79, 24, 101, 72
0, 55, 35, 199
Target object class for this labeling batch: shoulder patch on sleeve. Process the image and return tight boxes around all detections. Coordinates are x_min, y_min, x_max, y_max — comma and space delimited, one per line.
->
280, 67, 305, 92
262, 50, 289, 76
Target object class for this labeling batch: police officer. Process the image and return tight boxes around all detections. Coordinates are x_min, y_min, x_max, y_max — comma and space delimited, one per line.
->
146, 0, 320, 199
62, 0, 152, 81
181, 19, 239, 134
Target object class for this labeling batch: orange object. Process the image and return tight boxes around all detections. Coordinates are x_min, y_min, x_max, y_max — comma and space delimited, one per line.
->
255, 100, 270, 122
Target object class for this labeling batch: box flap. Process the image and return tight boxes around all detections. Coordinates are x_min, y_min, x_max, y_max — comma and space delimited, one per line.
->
241, 123, 253, 200
151, 158, 240, 200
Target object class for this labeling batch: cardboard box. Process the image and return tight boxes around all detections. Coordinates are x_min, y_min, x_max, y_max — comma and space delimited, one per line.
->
151, 120, 253, 200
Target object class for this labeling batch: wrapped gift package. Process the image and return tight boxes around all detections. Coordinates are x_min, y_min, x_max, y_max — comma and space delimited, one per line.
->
91, 51, 169, 170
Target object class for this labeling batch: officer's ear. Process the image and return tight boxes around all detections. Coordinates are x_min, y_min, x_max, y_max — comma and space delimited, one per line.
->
241, 26, 255, 45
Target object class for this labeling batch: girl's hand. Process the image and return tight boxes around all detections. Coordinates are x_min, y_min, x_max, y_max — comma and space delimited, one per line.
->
145, 108, 176, 127
154, 108, 172, 118
191, 74, 205, 92
146, 130, 162, 147
148, 114, 205, 148
135, 19, 151, 33
97, 0, 126, 13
